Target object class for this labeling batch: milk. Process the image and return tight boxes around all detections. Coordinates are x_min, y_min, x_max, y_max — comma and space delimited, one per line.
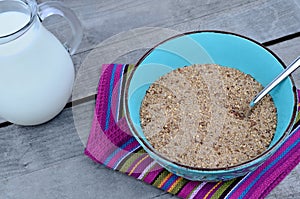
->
0, 11, 30, 37
0, 11, 75, 125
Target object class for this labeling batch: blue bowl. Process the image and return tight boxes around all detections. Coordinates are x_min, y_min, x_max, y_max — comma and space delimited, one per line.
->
124, 31, 298, 181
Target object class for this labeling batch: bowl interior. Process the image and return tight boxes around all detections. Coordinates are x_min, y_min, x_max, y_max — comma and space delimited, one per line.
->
127, 31, 296, 153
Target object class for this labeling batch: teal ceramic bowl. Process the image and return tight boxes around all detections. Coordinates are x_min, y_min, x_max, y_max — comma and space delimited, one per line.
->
124, 31, 298, 181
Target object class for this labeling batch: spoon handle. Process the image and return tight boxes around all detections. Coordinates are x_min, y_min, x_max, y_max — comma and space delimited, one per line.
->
250, 57, 300, 107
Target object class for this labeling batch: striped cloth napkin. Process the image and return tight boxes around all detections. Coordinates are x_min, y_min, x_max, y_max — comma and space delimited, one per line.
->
85, 64, 300, 199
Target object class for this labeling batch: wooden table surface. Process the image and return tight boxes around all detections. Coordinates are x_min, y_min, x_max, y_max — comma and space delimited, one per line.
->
1, 0, 300, 198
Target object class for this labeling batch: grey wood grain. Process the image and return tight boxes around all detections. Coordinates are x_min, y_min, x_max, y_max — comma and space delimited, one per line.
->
0, 156, 298, 199
266, 164, 300, 199
0, 156, 175, 199
270, 37, 300, 66
0, 107, 83, 180
40, 0, 300, 55
269, 37, 300, 88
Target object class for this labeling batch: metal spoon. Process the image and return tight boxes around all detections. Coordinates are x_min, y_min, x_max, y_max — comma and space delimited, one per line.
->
247, 57, 300, 117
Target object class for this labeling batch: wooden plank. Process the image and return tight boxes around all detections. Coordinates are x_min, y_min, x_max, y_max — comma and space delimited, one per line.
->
266, 164, 300, 199
72, 101, 95, 147
0, 155, 298, 199
38, 0, 300, 55
269, 37, 300, 88
0, 156, 173, 199
269, 37, 300, 65
0, 107, 83, 180
171, 0, 300, 43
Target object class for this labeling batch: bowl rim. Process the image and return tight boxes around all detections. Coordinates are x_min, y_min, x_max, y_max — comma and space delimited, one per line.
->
124, 30, 298, 172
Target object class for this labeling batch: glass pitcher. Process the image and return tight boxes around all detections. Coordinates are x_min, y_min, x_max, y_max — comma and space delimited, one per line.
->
0, 0, 83, 125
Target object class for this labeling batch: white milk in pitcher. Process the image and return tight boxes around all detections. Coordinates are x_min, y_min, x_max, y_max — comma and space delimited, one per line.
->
0, 12, 30, 37
0, 11, 75, 125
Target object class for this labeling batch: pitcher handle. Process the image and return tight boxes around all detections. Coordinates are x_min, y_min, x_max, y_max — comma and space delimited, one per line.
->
37, 2, 83, 55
